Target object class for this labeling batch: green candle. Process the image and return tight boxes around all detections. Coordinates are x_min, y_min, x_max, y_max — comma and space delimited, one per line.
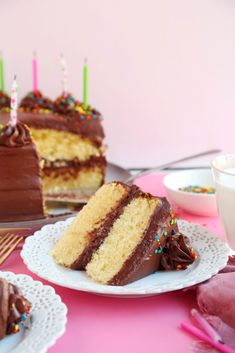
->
0, 55, 5, 92
83, 58, 88, 109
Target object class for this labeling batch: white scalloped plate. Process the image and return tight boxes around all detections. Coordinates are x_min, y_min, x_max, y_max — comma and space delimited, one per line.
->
21, 218, 229, 298
0, 272, 67, 353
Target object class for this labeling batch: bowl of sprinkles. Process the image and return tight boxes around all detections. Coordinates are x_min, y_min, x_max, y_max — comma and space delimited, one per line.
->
163, 169, 217, 217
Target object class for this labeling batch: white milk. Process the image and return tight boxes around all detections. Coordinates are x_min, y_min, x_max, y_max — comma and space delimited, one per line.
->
215, 167, 235, 250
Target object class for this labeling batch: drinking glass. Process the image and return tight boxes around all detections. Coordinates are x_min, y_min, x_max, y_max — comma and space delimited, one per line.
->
212, 154, 235, 251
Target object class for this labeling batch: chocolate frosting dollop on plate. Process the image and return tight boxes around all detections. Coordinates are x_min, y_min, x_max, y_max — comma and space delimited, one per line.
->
160, 233, 196, 270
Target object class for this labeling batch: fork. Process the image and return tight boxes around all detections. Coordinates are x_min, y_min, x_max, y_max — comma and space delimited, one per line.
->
0, 233, 23, 265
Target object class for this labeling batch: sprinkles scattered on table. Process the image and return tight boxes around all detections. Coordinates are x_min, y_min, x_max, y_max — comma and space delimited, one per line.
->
179, 185, 215, 194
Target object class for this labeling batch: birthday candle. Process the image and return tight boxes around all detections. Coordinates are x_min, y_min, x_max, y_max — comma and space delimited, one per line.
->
0, 53, 5, 92
60, 54, 68, 97
10, 76, 18, 126
32, 52, 38, 93
83, 57, 88, 109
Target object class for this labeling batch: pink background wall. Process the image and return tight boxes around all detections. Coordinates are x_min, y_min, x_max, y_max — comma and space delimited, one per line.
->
1, 0, 235, 168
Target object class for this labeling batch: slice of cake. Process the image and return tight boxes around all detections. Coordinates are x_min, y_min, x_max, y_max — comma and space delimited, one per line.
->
0, 278, 31, 340
0, 121, 45, 221
52, 182, 195, 285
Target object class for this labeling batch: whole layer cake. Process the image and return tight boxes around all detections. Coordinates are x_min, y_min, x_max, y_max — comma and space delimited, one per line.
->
52, 182, 195, 285
0, 91, 106, 194
0, 121, 45, 221
0, 278, 31, 340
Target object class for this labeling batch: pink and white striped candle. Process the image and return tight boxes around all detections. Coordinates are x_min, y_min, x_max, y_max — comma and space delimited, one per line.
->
10, 76, 18, 126
60, 54, 68, 97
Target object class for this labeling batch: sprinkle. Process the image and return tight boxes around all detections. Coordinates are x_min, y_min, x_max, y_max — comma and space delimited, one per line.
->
171, 229, 177, 235
179, 185, 215, 194
154, 235, 159, 240
21, 312, 27, 321
154, 247, 162, 254
176, 264, 182, 270
163, 231, 168, 236
13, 324, 20, 333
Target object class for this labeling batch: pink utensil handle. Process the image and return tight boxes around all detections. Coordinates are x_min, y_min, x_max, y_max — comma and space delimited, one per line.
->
191, 308, 223, 343
180, 322, 235, 353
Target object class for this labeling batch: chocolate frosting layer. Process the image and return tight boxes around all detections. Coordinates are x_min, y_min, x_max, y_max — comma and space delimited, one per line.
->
0, 133, 45, 221
43, 155, 107, 170
0, 112, 105, 146
160, 234, 195, 270
0, 122, 32, 147
20, 91, 54, 112
0, 278, 31, 340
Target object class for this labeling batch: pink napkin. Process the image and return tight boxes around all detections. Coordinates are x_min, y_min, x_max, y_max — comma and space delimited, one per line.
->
192, 257, 235, 352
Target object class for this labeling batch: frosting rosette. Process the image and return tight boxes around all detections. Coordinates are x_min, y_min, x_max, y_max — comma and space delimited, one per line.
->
0, 278, 31, 340
0, 122, 32, 147
161, 233, 196, 270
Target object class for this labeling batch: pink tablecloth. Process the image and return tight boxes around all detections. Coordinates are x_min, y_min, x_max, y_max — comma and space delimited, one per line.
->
2, 173, 225, 353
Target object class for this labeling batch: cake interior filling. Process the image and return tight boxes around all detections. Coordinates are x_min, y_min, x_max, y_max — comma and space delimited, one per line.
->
30, 128, 103, 161
43, 167, 105, 192
51, 183, 128, 266
86, 197, 159, 284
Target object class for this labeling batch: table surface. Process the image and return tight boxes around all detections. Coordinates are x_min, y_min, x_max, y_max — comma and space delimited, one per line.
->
2, 173, 224, 353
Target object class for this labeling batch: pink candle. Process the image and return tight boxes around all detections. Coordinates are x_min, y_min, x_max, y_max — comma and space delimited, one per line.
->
10, 76, 18, 126
32, 52, 38, 93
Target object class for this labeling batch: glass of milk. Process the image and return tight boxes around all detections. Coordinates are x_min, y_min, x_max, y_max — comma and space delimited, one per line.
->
212, 154, 235, 251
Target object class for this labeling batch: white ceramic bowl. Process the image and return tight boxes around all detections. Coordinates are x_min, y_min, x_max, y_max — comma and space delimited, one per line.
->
163, 169, 217, 217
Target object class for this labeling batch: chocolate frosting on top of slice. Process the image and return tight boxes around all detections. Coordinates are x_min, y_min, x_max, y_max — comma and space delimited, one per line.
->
0, 122, 32, 147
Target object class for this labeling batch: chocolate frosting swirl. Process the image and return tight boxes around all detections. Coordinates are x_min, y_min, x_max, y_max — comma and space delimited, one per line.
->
0, 278, 31, 339
0, 122, 32, 147
20, 91, 54, 112
160, 233, 195, 270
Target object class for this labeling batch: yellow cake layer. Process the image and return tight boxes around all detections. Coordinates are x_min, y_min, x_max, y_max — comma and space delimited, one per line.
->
42, 167, 104, 193
31, 128, 104, 162
51, 182, 129, 267
86, 196, 159, 284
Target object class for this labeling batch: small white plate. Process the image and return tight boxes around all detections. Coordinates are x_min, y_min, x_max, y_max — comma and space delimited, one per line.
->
21, 217, 229, 298
0, 271, 67, 353
163, 169, 217, 216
